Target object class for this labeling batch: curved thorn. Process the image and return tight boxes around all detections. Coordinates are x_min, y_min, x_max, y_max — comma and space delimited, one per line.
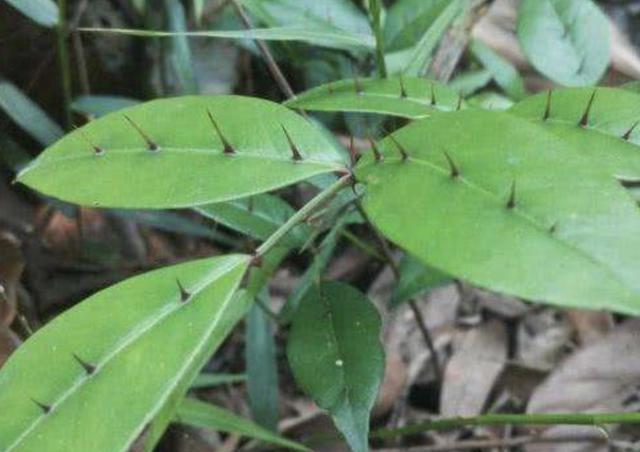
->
443, 151, 459, 178
506, 180, 517, 209
73, 353, 96, 375
281, 125, 303, 161
399, 75, 408, 98
543, 89, 552, 121
123, 115, 158, 151
430, 83, 437, 106
206, 109, 235, 155
623, 121, 639, 141
579, 90, 597, 127
176, 279, 191, 303
368, 138, 383, 162
388, 134, 409, 161
31, 398, 51, 414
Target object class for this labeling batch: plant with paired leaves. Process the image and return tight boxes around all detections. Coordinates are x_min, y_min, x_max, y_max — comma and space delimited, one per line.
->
3, 0, 640, 451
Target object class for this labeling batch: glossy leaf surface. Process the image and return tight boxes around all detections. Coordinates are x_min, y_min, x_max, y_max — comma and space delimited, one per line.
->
517, 0, 610, 86
509, 87, 640, 179
287, 282, 384, 452
18, 95, 346, 209
4, 0, 58, 27
285, 77, 460, 119
0, 254, 250, 451
357, 110, 640, 314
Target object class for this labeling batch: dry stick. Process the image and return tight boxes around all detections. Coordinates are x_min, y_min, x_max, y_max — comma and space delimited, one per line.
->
230, 0, 296, 100
354, 201, 444, 384
375, 432, 607, 452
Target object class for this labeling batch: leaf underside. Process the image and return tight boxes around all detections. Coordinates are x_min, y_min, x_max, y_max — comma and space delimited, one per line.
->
0, 255, 250, 451
356, 109, 640, 314
18, 95, 346, 209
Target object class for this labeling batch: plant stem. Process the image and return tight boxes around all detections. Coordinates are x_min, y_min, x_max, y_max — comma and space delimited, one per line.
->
255, 174, 352, 258
368, 0, 388, 78
373, 412, 640, 439
57, 0, 73, 129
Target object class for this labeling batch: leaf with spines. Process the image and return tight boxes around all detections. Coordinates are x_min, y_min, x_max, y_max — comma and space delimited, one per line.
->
285, 77, 461, 119
0, 254, 250, 451
17, 95, 346, 209
509, 87, 640, 180
356, 109, 640, 314
287, 282, 384, 452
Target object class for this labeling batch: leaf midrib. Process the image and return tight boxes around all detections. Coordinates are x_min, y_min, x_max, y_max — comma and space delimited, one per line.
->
361, 156, 638, 299
7, 257, 245, 451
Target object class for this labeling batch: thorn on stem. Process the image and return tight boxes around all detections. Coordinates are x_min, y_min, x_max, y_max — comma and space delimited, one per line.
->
73, 353, 96, 375
579, 90, 597, 127
206, 109, 235, 155
388, 134, 409, 161
281, 125, 303, 161
124, 115, 158, 151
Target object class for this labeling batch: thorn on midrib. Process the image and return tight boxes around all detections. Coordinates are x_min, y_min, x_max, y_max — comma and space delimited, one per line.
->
623, 121, 639, 141
388, 134, 409, 161
73, 353, 97, 375
579, 90, 597, 127
399, 75, 407, 98
74, 125, 105, 155
281, 125, 303, 161
31, 398, 51, 414
176, 279, 191, 302
543, 89, 552, 121
443, 151, 459, 178
206, 109, 236, 155
430, 83, 437, 106
123, 115, 159, 151
506, 180, 517, 209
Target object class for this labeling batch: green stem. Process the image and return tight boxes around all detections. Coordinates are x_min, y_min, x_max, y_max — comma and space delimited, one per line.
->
373, 412, 640, 439
255, 174, 352, 258
57, 0, 73, 129
368, 0, 387, 78
341, 229, 385, 261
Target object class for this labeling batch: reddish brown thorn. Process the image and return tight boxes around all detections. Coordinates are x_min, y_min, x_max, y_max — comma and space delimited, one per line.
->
443, 151, 459, 178
124, 115, 158, 151
388, 134, 409, 161
579, 90, 597, 127
543, 89, 552, 121
368, 138, 383, 162
430, 83, 437, 106
31, 398, 51, 414
176, 279, 191, 303
281, 125, 303, 161
623, 121, 639, 141
206, 109, 235, 155
250, 254, 263, 268
506, 180, 517, 209
73, 353, 96, 375
399, 75, 408, 98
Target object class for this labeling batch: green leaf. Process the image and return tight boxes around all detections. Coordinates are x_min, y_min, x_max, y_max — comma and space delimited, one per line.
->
509, 87, 640, 180
469, 40, 527, 100
285, 77, 461, 119
176, 397, 309, 451
517, 0, 610, 86
191, 373, 246, 388
383, 0, 452, 52
287, 282, 384, 452
197, 194, 310, 247
356, 109, 640, 314
17, 95, 346, 209
80, 26, 376, 52
246, 296, 279, 431
164, 0, 199, 94
449, 68, 492, 97
390, 254, 451, 307
0, 79, 63, 146
0, 254, 250, 451
400, 0, 464, 76
72, 95, 141, 117
3, 0, 58, 27
242, 0, 371, 37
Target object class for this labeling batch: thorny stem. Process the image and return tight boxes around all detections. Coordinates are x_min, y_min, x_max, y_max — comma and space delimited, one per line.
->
255, 174, 352, 259
368, 0, 388, 78
355, 201, 444, 384
230, 0, 296, 99
57, 0, 73, 129
372, 412, 640, 439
